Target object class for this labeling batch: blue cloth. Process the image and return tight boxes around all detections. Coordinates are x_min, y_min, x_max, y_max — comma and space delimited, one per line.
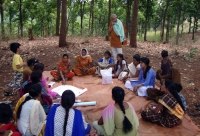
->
98, 57, 114, 64
131, 68, 156, 87
113, 19, 125, 42
45, 104, 91, 136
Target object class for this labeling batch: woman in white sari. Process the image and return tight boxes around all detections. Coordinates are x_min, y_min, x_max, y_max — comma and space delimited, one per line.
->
16, 84, 46, 136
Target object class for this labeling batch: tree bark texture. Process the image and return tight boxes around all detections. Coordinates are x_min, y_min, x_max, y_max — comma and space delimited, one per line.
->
59, 0, 67, 47
130, 0, 139, 48
56, 0, 61, 36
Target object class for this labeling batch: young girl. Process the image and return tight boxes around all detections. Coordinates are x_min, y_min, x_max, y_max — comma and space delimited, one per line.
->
122, 54, 141, 82
92, 86, 139, 136
95, 50, 114, 75
125, 57, 156, 96
50, 54, 74, 85
0, 103, 20, 136
113, 54, 127, 78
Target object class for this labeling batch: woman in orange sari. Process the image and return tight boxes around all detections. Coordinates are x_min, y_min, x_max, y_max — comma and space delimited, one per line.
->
73, 48, 96, 76
51, 54, 74, 84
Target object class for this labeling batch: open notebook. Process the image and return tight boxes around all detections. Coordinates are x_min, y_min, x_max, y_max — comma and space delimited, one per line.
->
52, 85, 88, 97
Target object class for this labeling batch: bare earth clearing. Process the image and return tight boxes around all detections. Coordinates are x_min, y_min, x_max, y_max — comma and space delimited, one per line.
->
0, 34, 200, 127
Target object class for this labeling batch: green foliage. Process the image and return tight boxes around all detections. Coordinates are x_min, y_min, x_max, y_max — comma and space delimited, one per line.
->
186, 48, 198, 58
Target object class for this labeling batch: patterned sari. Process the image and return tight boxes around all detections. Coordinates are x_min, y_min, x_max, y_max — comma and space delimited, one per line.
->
72, 55, 95, 76
141, 93, 184, 128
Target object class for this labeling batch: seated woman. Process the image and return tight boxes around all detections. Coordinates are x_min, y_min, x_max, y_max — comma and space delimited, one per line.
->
95, 50, 114, 76
34, 63, 59, 99
73, 48, 96, 76
23, 58, 39, 82
125, 57, 156, 96
92, 86, 139, 136
0, 103, 20, 136
141, 79, 185, 128
113, 54, 128, 79
16, 84, 46, 136
50, 54, 74, 84
45, 90, 91, 136
121, 54, 140, 82
19, 71, 52, 114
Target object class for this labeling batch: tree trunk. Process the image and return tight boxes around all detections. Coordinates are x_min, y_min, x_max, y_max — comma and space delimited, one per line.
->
80, 1, 85, 35
188, 16, 191, 33
192, 18, 195, 40
90, 0, 94, 35
160, 0, 170, 42
19, 0, 23, 37
0, 0, 5, 39
130, 0, 139, 48
181, 10, 185, 35
59, 0, 67, 47
165, 15, 170, 43
106, 0, 111, 38
126, 0, 131, 38
175, 3, 181, 45
56, 0, 61, 36
144, 0, 150, 41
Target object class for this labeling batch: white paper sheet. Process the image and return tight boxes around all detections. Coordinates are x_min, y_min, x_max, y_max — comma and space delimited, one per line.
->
52, 85, 88, 97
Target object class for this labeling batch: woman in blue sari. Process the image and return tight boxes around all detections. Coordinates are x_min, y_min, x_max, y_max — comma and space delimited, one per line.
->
125, 57, 156, 96
45, 90, 91, 136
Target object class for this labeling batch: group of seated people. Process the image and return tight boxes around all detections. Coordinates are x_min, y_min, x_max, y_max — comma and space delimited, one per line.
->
0, 48, 187, 136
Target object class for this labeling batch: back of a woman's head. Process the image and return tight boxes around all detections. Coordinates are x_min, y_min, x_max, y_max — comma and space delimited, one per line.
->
33, 63, 44, 72
140, 57, 150, 66
167, 83, 184, 110
112, 86, 125, 103
30, 71, 42, 83
0, 103, 13, 124
29, 84, 42, 98
61, 90, 75, 110
112, 86, 133, 133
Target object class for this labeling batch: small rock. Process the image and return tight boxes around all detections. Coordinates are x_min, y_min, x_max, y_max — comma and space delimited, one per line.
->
42, 53, 46, 56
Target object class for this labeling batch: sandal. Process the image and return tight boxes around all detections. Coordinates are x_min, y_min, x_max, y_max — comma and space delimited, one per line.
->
188, 109, 200, 116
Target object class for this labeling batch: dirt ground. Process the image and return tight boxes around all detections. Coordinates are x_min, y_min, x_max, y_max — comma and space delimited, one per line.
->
0, 34, 200, 127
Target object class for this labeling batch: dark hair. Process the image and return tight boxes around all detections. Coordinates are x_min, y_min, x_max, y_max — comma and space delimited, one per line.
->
33, 63, 44, 72
167, 83, 185, 110
0, 103, 13, 124
24, 71, 42, 94
63, 54, 68, 58
10, 42, 21, 53
161, 50, 168, 58
133, 54, 140, 62
82, 48, 87, 52
61, 90, 75, 136
27, 58, 39, 67
17, 84, 42, 119
112, 86, 133, 133
104, 50, 111, 57
116, 54, 126, 71
140, 57, 151, 79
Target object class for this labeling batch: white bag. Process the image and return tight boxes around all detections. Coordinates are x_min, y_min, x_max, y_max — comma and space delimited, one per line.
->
100, 68, 112, 84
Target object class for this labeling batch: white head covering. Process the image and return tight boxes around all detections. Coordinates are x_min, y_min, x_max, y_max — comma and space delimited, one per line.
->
80, 48, 89, 58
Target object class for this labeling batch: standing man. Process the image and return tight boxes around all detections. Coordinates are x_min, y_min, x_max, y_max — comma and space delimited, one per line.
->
108, 14, 127, 63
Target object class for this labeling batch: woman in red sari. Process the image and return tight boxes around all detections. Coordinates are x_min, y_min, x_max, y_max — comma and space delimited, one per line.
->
0, 103, 20, 136
51, 54, 74, 84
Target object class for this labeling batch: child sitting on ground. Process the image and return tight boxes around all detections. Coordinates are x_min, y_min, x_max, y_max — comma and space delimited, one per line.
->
156, 50, 173, 82
113, 54, 128, 78
7, 42, 26, 94
95, 50, 114, 76
0, 103, 20, 136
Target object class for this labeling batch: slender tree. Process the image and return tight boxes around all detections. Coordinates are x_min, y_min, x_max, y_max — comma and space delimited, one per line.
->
0, 0, 5, 39
176, 3, 181, 45
59, 0, 67, 47
56, 0, 61, 36
130, 0, 139, 47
